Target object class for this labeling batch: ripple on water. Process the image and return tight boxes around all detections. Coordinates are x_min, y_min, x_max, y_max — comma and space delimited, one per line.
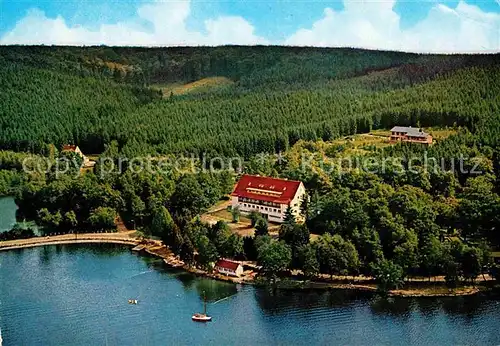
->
1, 245, 500, 346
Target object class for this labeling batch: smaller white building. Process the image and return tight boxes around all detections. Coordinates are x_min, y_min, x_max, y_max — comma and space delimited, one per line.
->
231, 174, 306, 223
214, 259, 244, 277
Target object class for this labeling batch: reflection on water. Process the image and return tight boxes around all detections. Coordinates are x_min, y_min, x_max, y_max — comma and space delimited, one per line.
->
1, 244, 499, 346
370, 294, 495, 319
370, 296, 415, 318
39, 246, 52, 265
256, 285, 498, 321
194, 279, 238, 303
62, 243, 127, 257
440, 295, 488, 318
150, 267, 238, 303
0, 196, 17, 233
175, 271, 197, 290
255, 288, 372, 315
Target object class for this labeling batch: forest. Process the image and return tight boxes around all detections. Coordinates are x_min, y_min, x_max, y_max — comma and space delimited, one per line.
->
1, 46, 500, 291
1, 46, 499, 155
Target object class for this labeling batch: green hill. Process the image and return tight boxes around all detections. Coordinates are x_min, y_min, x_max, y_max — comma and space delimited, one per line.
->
0, 46, 499, 156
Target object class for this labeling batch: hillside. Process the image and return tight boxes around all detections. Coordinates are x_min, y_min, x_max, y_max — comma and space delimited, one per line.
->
0, 46, 499, 156
2, 46, 500, 285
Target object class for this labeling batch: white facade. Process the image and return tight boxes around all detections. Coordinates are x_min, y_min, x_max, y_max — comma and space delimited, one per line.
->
232, 182, 306, 223
215, 264, 244, 277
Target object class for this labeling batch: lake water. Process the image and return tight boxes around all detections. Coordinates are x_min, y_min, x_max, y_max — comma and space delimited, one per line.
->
0, 197, 17, 233
1, 245, 499, 346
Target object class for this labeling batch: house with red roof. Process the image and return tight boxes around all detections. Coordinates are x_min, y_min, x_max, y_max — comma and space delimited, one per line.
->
62, 145, 95, 168
231, 174, 306, 223
62, 145, 90, 164
62, 145, 85, 158
214, 259, 244, 277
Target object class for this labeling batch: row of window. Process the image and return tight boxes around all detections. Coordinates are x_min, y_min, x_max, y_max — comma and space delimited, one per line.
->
239, 197, 280, 207
391, 136, 429, 142
241, 203, 280, 213
246, 188, 281, 197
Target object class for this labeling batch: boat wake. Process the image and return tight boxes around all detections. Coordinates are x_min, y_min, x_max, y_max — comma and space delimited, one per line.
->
129, 270, 153, 279
212, 294, 236, 305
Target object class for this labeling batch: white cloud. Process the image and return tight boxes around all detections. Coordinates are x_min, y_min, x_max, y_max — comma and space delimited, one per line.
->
0, 0, 268, 46
0, 0, 498, 52
285, 0, 500, 53
205, 16, 264, 45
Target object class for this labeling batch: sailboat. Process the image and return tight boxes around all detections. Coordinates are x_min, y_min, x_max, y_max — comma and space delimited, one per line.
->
192, 292, 212, 322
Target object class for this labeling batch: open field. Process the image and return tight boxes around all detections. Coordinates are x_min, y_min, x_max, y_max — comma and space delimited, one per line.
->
313, 127, 460, 158
370, 127, 458, 141
201, 207, 282, 238
152, 77, 234, 97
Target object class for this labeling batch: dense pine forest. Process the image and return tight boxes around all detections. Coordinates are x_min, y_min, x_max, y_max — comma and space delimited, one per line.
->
1, 46, 500, 291
1, 46, 499, 155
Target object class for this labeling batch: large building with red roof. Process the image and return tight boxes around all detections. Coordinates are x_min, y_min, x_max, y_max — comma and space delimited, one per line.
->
231, 174, 306, 223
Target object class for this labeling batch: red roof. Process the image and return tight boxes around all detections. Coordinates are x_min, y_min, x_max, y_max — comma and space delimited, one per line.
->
215, 259, 241, 271
231, 174, 301, 204
62, 145, 77, 151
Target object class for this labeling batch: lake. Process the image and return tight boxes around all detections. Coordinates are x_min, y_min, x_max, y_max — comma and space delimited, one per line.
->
1, 244, 499, 345
0, 197, 17, 233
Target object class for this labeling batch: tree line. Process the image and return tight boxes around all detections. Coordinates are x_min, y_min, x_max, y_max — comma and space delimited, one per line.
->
2, 46, 499, 291
0, 47, 498, 157
239, 129, 500, 290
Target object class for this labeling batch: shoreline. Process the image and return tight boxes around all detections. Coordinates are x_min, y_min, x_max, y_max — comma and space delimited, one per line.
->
0, 238, 138, 251
0, 234, 494, 297
0, 232, 139, 251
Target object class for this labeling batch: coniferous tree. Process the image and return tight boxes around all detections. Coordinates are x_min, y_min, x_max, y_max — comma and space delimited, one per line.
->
283, 206, 296, 226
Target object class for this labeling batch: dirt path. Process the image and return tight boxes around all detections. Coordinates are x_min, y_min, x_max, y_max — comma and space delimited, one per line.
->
0, 231, 139, 251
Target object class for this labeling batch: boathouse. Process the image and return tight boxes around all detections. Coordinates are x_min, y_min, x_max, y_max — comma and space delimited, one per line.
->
214, 259, 244, 277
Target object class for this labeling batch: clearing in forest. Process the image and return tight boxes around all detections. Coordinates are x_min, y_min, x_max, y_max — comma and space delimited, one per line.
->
154, 77, 234, 97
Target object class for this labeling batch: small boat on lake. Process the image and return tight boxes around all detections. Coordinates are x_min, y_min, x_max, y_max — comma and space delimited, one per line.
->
192, 292, 212, 322
128, 299, 138, 305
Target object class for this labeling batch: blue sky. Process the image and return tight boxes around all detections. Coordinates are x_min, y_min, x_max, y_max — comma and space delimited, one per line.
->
0, 0, 499, 52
